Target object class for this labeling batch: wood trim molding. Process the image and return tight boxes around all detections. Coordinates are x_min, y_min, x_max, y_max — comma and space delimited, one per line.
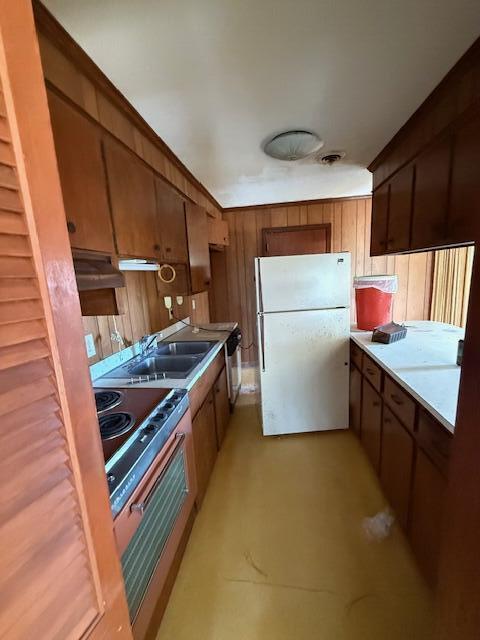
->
368, 36, 480, 173
224, 194, 371, 212
33, 0, 222, 214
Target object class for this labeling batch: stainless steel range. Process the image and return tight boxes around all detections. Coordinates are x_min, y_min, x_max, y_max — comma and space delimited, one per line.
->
94, 386, 197, 635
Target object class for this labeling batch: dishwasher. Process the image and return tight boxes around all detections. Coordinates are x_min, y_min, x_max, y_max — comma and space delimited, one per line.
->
225, 327, 242, 409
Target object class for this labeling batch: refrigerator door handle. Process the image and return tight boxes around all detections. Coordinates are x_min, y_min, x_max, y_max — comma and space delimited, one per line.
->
257, 259, 264, 313
259, 312, 266, 372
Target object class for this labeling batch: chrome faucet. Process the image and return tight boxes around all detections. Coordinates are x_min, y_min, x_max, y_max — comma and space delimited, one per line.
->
140, 334, 157, 356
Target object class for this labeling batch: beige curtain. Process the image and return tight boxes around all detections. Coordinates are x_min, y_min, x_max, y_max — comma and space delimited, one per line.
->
430, 246, 474, 327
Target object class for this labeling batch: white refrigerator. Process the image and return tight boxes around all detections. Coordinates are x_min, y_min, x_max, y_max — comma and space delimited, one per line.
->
255, 252, 351, 436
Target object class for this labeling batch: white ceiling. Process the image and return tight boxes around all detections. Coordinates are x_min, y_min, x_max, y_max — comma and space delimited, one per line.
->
43, 0, 480, 208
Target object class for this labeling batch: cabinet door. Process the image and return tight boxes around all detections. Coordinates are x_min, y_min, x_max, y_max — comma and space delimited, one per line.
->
103, 137, 157, 258
448, 117, 480, 244
387, 165, 414, 252
47, 91, 114, 253
185, 201, 211, 292
370, 182, 389, 255
191, 391, 217, 507
214, 366, 230, 448
411, 136, 452, 250
380, 406, 414, 530
154, 177, 188, 263
360, 380, 382, 472
409, 448, 447, 586
0, 12, 131, 637
349, 364, 362, 436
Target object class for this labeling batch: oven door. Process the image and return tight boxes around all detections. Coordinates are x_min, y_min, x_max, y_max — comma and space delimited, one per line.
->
114, 409, 196, 638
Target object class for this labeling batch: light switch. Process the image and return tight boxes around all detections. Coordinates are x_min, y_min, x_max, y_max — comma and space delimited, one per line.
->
85, 333, 96, 358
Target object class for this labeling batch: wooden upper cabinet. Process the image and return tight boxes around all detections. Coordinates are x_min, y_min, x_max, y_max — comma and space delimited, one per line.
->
185, 201, 211, 292
387, 164, 414, 252
47, 90, 114, 253
103, 136, 157, 259
370, 183, 389, 256
154, 177, 188, 263
448, 117, 480, 244
411, 136, 452, 250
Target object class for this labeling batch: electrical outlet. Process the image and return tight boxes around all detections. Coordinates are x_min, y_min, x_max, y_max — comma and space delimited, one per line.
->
176, 296, 183, 305
85, 333, 96, 358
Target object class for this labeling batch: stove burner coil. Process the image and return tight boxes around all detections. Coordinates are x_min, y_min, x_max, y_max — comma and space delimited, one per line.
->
95, 390, 123, 414
99, 412, 135, 440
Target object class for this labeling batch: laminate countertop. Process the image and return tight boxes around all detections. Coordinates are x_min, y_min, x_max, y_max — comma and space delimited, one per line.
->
350, 321, 464, 434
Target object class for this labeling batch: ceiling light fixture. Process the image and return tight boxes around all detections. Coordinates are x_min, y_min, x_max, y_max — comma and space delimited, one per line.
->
263, 130, 323, 161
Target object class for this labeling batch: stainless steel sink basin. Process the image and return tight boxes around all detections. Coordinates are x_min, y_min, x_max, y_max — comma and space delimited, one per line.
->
156, 341, 216, 356
129, 355, 199, 378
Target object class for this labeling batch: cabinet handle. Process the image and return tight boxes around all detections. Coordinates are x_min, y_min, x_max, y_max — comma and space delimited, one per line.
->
373, 401, 380, 407
390, 393, 403, 406
153, 244, 160, 251
166, 246, 171, 253
366, 367, 375, 376
384, 417, 391, 424
67, 221, 76, 234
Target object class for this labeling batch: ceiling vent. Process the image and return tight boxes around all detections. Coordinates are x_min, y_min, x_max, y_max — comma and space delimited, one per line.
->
317, 150, 346, 165
264, 130, 323, 161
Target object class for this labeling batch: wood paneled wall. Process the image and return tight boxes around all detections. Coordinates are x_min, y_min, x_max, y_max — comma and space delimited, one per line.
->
210, 197, 433, 364
82, 273, 210, 365
34, 3, 222, 220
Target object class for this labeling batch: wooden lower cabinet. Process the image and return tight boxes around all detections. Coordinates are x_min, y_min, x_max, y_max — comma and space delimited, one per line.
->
380, 406, 415, 530
409, 449, 447, 586
214, 366, 230, 448
191, 391, 217, 507
349, 364, 362, 436
360, 380, 382, 472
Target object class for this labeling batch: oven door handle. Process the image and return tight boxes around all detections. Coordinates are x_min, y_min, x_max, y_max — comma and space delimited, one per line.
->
130, 432, 186, 516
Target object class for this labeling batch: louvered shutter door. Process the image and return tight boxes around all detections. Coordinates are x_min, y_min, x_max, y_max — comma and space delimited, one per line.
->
0, 71, 106, 640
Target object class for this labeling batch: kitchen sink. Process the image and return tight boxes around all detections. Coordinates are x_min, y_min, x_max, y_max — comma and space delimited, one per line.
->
156, 341, 216, 356
103, 339, 218, 381
129, 355, 199, 378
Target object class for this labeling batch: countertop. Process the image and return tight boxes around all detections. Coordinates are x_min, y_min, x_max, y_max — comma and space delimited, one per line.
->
350, 321, 464, 433
94, 322, 237, 391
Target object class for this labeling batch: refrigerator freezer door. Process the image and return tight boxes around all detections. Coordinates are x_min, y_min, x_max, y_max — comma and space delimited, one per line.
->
258, 307, 349, 436
256, 253, 351, 313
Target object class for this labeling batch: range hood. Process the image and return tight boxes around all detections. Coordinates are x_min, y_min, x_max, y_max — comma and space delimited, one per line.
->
118, 259, 160, 272
73, 252, 125, 291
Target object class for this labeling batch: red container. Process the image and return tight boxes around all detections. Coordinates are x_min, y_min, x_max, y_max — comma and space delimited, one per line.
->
354, 275, 397, 331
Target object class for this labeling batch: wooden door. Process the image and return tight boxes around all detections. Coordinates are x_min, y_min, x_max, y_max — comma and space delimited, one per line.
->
380, 406, 414, 530
410, 448, 447, 586
185, 201, 211, 292
154, 177, 188, 263
214, 366, 230, 448
387, 164, 414, 252
360, 380, 382, 472
411, 136, 452, 250
0, 3, 132, 637
191, 391, 217, 507
448, 117, 480, 244
263, 224, 331, 256
370, 183, 389, 255
103, 136, 157, 259
47, 90, 114, 254
349, 364, 362, 436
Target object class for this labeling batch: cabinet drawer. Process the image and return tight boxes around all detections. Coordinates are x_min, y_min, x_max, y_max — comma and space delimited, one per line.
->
362, 356, 382, 392
350, 341, 363, 370
417, 409, 452, 477
383, 377, 416, 432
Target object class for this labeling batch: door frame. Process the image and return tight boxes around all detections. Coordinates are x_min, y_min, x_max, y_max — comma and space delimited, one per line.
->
262, 223, 332, 256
